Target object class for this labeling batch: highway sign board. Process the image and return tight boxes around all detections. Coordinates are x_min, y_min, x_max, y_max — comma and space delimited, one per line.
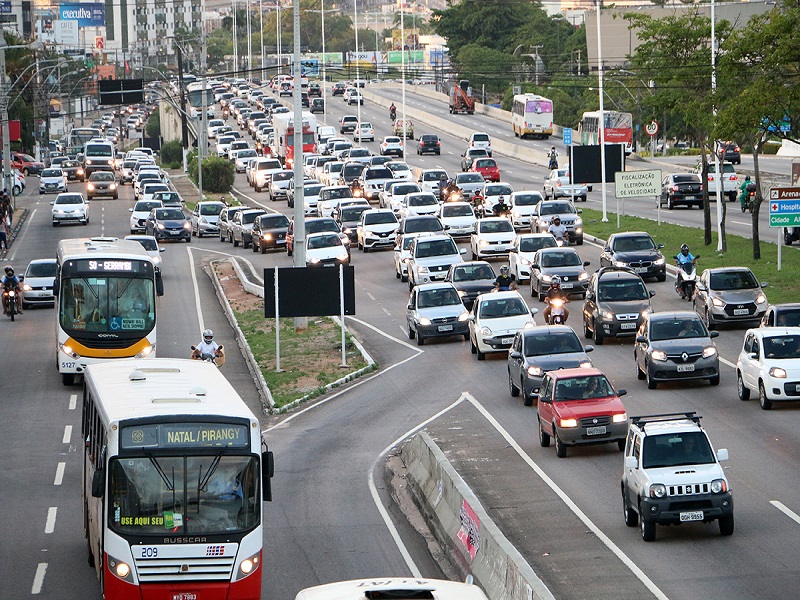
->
563, 127, 572, 146
768, 188, 800, 228
614, 169, 661, 198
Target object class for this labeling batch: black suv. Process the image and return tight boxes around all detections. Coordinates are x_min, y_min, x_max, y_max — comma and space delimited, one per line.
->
716, 141, 741, 165
599, 231, 666, 282
582, 267, 655, 345
416, 134, 441, 155
332, 82, 347, 96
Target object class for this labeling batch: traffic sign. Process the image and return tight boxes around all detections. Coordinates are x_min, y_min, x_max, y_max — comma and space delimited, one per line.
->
769, 187, 800, 201
563, 127, 573, 146
769, 215, 800, 227
614, 169, 661, 198
645, 120, 659, 136
768, 188, 800, 228
95, 35, 104, 50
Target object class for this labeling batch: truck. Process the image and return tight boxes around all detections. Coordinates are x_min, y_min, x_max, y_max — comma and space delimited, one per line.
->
272, 111, 317, 169
448, 79, 475, 115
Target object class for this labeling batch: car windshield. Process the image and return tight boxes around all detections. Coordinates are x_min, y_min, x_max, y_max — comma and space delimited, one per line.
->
272, 171, 293, 182
55, 195, 84, 205
242, 212, 263, 225
366, 168, 392, 179
42, 169, 62, 177
343, 164, 364, 177
514, 193, 541, 206
480, 220, 514, 233
478, 297, 529, 319
613, 235, 656, 252
135, 201, 162, 212
65, 161, 82, 168
423, 171, 447, 181
364, 212, 397, 226
408, 194, 437, 207
260, 215, 290, 228
156, 209, 185, 220
554, 375, 614, 401
384, 137, 401, 144
650, 318, 707, 341
144, 184, 168, 194
762, 335, 800, 359
520, 237, 555, 252
131, 237, 158, 251
709, 270, 759, 290
305, 186, 324, 197
158, 193, 181, 204
452, 264, 494, 282
486, 185, 512, 196
27, 261, 57, 277
598, 279, 649, 301
475, 159, 496, 168
307, 233, 341, 249
442, 205, 474, 218
525, 332, 583, 356
327, 188, 352, 200
405, 218, 442, 233
395, 185, 420, 195
307, 219, 338, 234
415, 239, 458, 258
541, 250, 582, 268
458, 174, 485, 184
389, 163, 411, 173
199, 204, 223, 216
341, 206, 368, 221
417, 288, 461, 308
540, 202, 576, 215
350, 149, 370, 157
642, 432, 715, 468
238, 150, 257, 158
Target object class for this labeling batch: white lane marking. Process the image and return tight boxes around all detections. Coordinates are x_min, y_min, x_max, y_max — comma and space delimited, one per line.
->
366, 292, 376, 301
720, 357, 737, 369
44, 507, 57, 534
69, 394, 77, 410
464, 392, 670, 600
62, 425, 72, 444
347, 316, 422, 352
731, 220, 750, 226
771, 500, 800, 525
367, 395, 467, 578
231, 186, 279, 213
186, 246, 205, 334
381, 306, 391, 316
31, 563, 47, 594
54, 462, 65, 486
7, 208, 36, 262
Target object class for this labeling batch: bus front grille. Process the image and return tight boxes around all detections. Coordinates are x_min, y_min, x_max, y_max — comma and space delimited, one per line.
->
134, 556, 235, 582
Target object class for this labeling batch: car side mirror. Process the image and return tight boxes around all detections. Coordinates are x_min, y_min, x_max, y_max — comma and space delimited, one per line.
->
657, 244, 665, 249
530, 307, 539, 316
577, 208, 583, 214
636, 335, 647, 343
509, 350, 521, 359
710, 330, 719, 338
460, 248, 467, 255
716, 448, 729, 462
584, 345, 594, 353
407, 304, 413, 310
649, 290, 656, 297
761, 282, 768, 288
468, 314, 475, 321
583, 261, 590, 267
91, 470, 105, 498
696, 283, 706, 291
617, 389, 627, 397
50, 201, 54, 205
749, 352, 758, 360
624, 456, 637, 469
603, 246, 610, 253
538, 394, 549, 404
159, 247, 166, 253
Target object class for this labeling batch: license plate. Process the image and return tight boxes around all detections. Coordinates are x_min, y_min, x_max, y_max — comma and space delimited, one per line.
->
170, 230, 180, 235
733, 309, 749, 316
172, 594, 197, 600
680, 511, 704, 522
501, 337, 514, 345
561, 283, 573, 289
686, 195, 698, 199
677, 364, 695, 372
438, 324, 453, 332
586, 425, 607, 435
620, 322, 637, 330
633, 267, 648, 273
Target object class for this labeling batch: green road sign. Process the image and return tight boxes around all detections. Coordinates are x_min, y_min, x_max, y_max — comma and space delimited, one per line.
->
769, 214, 800, 227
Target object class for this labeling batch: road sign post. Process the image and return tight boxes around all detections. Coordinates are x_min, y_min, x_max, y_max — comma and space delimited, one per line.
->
645, 120, 659, 158
768, 187, 800, 271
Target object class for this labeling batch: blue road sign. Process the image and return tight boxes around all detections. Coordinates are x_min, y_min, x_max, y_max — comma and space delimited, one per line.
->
563, 127, 572, 146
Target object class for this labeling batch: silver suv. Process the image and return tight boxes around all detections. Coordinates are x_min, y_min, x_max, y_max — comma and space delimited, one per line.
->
622, 412, 733, 542
407, 234, 466, 290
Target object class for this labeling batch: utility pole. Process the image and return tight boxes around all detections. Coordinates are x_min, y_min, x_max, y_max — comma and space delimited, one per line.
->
176, 41, 189, 172
532, 44, 543, 86
199, 6, 208, 202
292, 0, 306, 330
0, 47, 12, 198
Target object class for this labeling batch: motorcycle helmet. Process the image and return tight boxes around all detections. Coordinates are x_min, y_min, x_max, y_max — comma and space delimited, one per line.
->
552, 216, 561, 224
500, 266, 509, 275
744, 175, 751, 181
551, 275, 561, 286
203, 329, 214, 342
4, 265, 13, 275
680, 244, 690, 255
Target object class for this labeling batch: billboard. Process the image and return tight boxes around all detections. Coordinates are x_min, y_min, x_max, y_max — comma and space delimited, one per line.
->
0, 2, 12, 14
391, 28, 419, 51
387, 50, 424, 65
55, 20, 80, 45
59, 2, 105, 27
98, 79, 144, 106
264, 266, 355, 318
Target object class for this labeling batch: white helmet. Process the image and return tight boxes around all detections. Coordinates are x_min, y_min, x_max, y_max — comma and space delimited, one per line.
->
203, 329, 213, 342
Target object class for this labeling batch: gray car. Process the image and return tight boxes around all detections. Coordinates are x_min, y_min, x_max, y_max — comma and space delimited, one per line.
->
543, 168, 589, 201
507, 325, 594, 405
406, 282, 470, 346
530, 200, 584, 245
693, 267, 768, 329
190, 201, 226, 237
454, 172, 487, 199
634, 311, 721, 389
529, 247, 591, 301
582, 267, 655, 345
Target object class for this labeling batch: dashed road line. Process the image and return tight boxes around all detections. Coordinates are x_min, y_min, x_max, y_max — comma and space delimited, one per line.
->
771, 500, 800, 525
69, 394, 77, 410
44, 507, 57, 534
54, 462, 65, 486
31, 563, 47, 594
62, 425, 72, 444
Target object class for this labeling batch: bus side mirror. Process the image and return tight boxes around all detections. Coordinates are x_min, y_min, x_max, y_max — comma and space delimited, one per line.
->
262, 450, 274, 502
156, 272, 165, 297
91, 470, 105, 498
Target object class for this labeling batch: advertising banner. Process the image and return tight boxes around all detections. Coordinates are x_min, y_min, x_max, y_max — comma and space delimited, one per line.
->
0, 2, 12, 14
387, 50, 424, 65
55, 20, 80, 46
391, 28, 419, 51
59, 2, 105, 27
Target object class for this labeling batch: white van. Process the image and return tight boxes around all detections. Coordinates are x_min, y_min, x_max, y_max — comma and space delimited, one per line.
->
83, 139, 115, 175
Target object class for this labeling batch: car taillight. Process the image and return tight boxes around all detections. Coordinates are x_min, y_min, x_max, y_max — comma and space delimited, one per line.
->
734, 146, 740, 152
672, 185, 679, 191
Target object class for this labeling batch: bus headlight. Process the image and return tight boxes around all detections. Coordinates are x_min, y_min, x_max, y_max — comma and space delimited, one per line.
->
236, 551, 261, 580
60, 343, 80, 359
107, 554, 134, 583
135, 344, 154, 359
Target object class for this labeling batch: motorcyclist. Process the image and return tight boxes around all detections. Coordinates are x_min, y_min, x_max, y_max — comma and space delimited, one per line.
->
547, 216, 569, 245
493, 265, 518, 291
192, 329, 223, 361
493, 195, 510, 217
739, 175, 753, 212
442, 178, 460, 202
220, 195, 229, 206
389, 103, 397, 121
350, 178, 364, 197
542, 276, 569, 324
674, 243, 696, 298
1, 265, 22, 314
548, 146, 559, 170
470, 192, 485, 217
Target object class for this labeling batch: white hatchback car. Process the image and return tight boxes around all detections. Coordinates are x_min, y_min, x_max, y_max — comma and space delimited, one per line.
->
508, 233, 557, 282
439, 202, 477, 237
305, 232, 351, 267
386, 161, 414, 182
21, 258, 57, 308
509, 190, 544, 230
736, 327, 800, 410
470, 217, 516, 260
129, 199, 164, 233
467, 132, 493, 156
354, 122, 375, 142
51, 192, 89, 226
400, 192, 440, 219
468, 290, 537, 360
39, 168, 68, 195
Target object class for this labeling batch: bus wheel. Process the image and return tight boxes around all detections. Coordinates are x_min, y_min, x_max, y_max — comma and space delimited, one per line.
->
62, 373, 75, 386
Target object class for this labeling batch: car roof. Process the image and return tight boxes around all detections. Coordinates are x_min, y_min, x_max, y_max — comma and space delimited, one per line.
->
648, 310, 703, 322
612, 231, 652, 239
519, 324, 577, 337
596, 266, 642, 281
748, 326, 800, 337
27, 258, 57, 265
545, 366, 602, 381
414, 282, 457, 292
706, 266, 754, 274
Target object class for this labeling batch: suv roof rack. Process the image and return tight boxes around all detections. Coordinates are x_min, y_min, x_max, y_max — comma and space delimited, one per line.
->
630, 412, 702, 428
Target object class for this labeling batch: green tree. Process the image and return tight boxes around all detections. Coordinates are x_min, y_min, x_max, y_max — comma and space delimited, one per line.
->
455, 44, 518, 96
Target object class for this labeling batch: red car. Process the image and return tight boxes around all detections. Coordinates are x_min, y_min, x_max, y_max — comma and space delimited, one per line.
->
535, 367, 628, 458
469, 157, 500, 182
11, 152, 44, 176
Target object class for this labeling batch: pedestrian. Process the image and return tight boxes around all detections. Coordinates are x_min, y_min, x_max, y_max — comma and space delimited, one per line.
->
1, 192, 11, 228
0, 215, 8, 252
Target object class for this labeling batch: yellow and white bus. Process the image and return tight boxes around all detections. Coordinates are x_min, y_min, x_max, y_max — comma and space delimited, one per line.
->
82, 359, 274, 600
55, 237, 164, 385
295, 578, 490, 600
511, 94, 554, 139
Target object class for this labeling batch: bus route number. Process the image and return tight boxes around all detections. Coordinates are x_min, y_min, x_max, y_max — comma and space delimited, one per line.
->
138, 547, 158, 559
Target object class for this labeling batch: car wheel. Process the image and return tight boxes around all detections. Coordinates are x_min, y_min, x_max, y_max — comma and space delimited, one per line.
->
233, 237, 239, 247
719, 514, 735, 536
220, 232, 226, 242
471, 250, 477, 261
192, 227, 196, 237
395, 266, 400, 279
416, 332, 424, 346
704, 309, 716, 330
287, 245, 293, 257
509, 371, 520, 397
363, 246, 369, 253
538, 418, 550, 447
555, 430, 567, 458
617, 439, 626, 451
523, 381, 533, 407
470, 337, 477, 354
759, 382, 773, 410
657, 272, 667, 282
580, 195, 587, 202
667, 197, 675, 210
400, 271, 408, 283
623, 491, 639, 527
408, 326, 415, 340
583, 320, 592, 339
737, 372, 750, 400
537, 284, 545, 302
594, 323, 605, 345
640, 505, 656, 541
13, 185, 21, 196
476, 346, 485, 361
261, 243, 267, 254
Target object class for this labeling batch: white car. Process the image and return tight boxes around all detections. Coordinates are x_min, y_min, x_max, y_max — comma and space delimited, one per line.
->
406, 234, 467, 289
125, 235, 165, 272
354, 122, 375, 142
251, 158, 284, 192
387, 182, 422, 214
361, 165, 394, 201
479, 182, 514, 212
470, 217, 516, 260
39, 168, 68, 194
508, 233, 557, 282
235, 148, 259, 172
331, 141, 354, 159
736, 327, 800, 410
418, 169, 449, 195
346, 147, 373, 165
216, 135, 237, 157
439, 202, 477, 237
468, 290, 537, 360
303, 154, 322, 178
287, 182, 324, 215
400, 192, 440, 219
305, 232, 351, 267
509, 191, 544, 230
51, 192, 89, 226
140, 182, 170, 203
386, 161, 414, 181
207, 119, 225, 139
21, 258, 57, 308
358, 208, 399, 253
228, 141, 250, 161
320, 161, 345, 187
467, 131, 493, 157
380, 136, 404, 157
317, 125, 337, 145
129, 199, 164, 233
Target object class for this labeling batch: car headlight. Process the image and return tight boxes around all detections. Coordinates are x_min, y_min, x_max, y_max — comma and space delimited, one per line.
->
416, 265, 429, 273
157, 223, 165, 230
579, 361, 593, 368
613, 260, 627, 267
183, 222, 192, 230
654, 258, 666, 266
77, 169, 84, 175
612, 412, 628, 423
87, 183, 95, 190
702, 346, 717, 358
527, 365, 543, 377
519, 257, 531, 266
262, 233, 273, 240
512, 211, 521, 219
337, 253, 349, 262
479, 239, 489, 246
418, 317, 431, 326
601, 309, 615, 321
649, 484, 667, 498
22, 283, 32, 291
769, 367, 787, 378
711, 296, 725, 307
574, 217, 583, 226
651, 350, 667, 361
480, 326, 492, 335
541, 274, 552, 283
199, 217, 208, 224
756, 293, 767, 304
559, 418, 578, 428
309, 257, 321, 264
710, 479, 728, 494
458, 312, 470, 321
578, 272, 589, 281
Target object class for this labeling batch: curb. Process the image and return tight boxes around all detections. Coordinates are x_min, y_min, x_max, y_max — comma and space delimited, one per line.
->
5, 208, 29, 249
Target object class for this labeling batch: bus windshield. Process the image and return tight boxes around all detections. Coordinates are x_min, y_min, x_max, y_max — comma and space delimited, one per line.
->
59, 276, 155, 335
109, 454, 260, 535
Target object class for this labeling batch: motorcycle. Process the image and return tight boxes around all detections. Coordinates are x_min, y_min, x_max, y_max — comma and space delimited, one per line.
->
389, 108, 397, 122
548, 156, 558, 170
674, 255, 699, 300
740, 182, 757, 213
222, 108, 230, 119
471, 196, 486, 219
547, 297, 567, 325
191, 344, 225, 367
2, 286, 20, 321
554, 236, 569, 247
493, 200, 511, 219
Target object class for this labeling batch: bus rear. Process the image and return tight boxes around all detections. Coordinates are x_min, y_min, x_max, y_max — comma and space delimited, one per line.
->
512, 94, 553, 139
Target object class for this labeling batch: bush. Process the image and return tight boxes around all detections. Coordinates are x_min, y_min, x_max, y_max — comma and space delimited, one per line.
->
160, 140, 183, 165
145, 112, 161, 139
189, 154, 234, 193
